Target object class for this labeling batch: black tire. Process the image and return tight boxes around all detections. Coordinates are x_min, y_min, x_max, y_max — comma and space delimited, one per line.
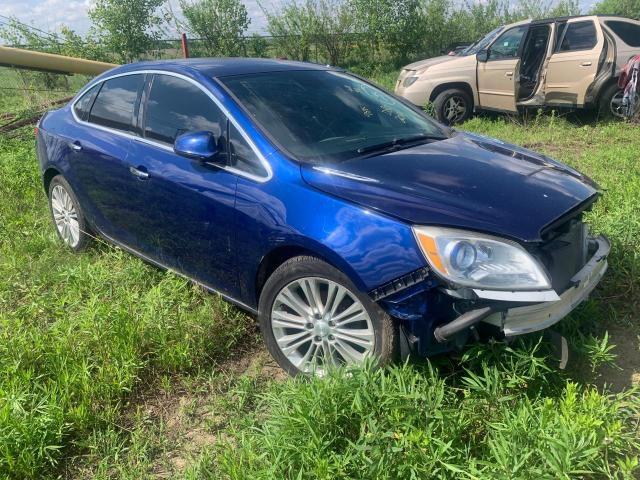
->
598, 83, 625, 119
258, 256, 398, 376
48, 175, 92, 252
432, 88, 473, 125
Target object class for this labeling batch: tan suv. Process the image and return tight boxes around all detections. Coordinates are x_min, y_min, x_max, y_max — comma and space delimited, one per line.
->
396, 15, 640, 124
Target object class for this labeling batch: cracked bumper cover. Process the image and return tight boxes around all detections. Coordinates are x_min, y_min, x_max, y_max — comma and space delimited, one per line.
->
481, 235, 610, 336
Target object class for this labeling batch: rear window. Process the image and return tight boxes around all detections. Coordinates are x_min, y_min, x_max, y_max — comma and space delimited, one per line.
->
605, 20, 640, 47
558, 21, 598, 52
73, 84, 99, 121
88, 75, 144, 133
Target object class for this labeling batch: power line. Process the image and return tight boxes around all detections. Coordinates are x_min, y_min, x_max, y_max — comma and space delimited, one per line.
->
0, 14, 63, 44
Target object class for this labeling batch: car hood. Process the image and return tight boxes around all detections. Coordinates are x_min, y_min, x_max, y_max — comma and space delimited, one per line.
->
300, 132, 599, 243
402, 55, 460, 71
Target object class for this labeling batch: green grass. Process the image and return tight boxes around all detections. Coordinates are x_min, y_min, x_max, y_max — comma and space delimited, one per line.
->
0, 70, 639, 478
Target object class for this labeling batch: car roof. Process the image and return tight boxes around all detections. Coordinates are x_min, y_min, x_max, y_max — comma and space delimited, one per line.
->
104, 58, 335, 79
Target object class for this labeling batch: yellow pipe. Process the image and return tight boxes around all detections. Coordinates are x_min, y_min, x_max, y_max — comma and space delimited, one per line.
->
0, 46, 118, 76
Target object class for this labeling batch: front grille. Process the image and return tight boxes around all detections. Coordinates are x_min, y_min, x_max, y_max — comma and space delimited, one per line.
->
532, 218, 588, 293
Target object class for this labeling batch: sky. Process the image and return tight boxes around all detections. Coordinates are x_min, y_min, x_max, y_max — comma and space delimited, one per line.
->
0, 0, 599, 39
0, 0, 276, 37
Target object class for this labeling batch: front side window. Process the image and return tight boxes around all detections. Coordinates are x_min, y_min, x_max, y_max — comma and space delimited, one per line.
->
489, 26, 528, 60
73, 84, 99, 121
88, 75, 144, 132
220, 70, 447, 163
605, 20, 640, 47
144, 74, 225, 146
229, 122, 266, 177
460, 26, 504, 56
558, 21, 597, 52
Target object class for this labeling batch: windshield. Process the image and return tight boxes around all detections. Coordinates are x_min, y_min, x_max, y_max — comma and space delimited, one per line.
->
460, 26, 504, 55
220, 70, 448, 163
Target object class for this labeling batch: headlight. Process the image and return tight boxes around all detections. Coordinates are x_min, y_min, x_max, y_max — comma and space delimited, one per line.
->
413, 226, 551, 290
403, 75, 419, 87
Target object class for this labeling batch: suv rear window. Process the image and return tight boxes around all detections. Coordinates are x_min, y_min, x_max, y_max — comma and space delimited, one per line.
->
88, 75, 144, 133
605, 20, 640, 47
558, 21, 597, 52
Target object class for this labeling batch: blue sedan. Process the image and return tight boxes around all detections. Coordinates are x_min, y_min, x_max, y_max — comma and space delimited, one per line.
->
36, 59, 610, 375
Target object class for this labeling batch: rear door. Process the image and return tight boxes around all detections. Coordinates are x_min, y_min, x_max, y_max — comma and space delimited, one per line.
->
66, 73, 147, 246
477, 25, 529, 112
545, 17, 603, 106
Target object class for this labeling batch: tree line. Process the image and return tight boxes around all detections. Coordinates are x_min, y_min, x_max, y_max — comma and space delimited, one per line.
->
1, 0, 638, 70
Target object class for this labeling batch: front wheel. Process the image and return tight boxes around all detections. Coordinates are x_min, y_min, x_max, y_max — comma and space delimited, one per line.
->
258, 256, 398, 376
432, 88, 473, 125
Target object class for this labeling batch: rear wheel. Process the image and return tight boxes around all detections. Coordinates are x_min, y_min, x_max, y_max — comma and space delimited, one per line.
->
432, 88, 473, 125
599, 83, 638, 119
48, 175, 92, 251
258, 256, 398, 376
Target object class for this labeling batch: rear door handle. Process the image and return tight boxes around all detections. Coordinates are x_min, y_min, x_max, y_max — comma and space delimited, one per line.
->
581, 61, 592, 67
505, 71, 514, 77
129, 165, 149, 180
69, 141, 82, 151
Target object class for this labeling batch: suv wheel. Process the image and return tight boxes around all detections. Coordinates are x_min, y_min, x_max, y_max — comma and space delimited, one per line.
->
258, 256, 398, 376
48, 175, 92, 251
599, 83, 638, 119
433, 88, 473, 125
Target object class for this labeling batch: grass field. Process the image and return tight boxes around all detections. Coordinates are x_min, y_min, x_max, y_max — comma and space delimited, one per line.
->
1, 68, 639, 479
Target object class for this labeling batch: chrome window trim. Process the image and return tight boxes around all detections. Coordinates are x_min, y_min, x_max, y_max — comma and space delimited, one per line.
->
70, 69, 273, 183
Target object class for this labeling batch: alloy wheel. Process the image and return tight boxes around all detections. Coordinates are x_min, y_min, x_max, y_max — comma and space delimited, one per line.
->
271, 277, 375, 374
443, 96, 467, 123
610, 90, 640, 119
51, 184, 80, 247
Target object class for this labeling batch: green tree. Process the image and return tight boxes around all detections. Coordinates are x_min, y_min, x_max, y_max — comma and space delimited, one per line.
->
591, 0, 640, 19
89, 0, 166, 63
180, 0, 250, 57
351, 0, 426, 64
263, 0, 318, 61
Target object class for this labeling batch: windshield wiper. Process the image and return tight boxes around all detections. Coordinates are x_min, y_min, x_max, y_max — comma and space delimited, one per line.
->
356, 133, 447, 155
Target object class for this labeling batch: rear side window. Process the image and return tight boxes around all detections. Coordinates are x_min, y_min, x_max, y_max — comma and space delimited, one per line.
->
229, 122, 266, 177
558, 21, 597, 52
489, 26, 528, 60
144, 74, 225, 145
73, 84, 99, 121
605, 20, 640, 47
88, 75, 144, 132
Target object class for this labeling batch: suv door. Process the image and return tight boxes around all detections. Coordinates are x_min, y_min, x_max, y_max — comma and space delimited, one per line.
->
127, 73, 244, 297
545, 18, 604, 106
477, 25, 529, 112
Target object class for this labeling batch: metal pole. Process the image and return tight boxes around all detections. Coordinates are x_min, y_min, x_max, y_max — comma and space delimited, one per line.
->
181, 33, 190, 59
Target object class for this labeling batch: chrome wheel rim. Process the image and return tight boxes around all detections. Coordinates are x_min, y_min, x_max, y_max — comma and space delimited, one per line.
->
443, 96, 467, 123
271, 277, 375, 375
51, 185, 80, 247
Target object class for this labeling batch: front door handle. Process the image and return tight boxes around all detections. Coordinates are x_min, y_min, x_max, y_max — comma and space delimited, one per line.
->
129, 165, 149, 180
69, 141, 82, 151
505, 71, 514, 77
581, 61, 593, 67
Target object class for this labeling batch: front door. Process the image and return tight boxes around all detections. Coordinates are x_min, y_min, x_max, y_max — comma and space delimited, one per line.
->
545, 17, 604, 106
477, 25, 529, 112
127, 73, 240, 296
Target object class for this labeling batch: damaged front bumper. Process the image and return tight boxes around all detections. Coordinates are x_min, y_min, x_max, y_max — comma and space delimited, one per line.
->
482, 235, 609, 336
433, 235, 610, 342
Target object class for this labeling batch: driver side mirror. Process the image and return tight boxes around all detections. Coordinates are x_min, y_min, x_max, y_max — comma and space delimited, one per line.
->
173, 131, 219, 162
476, 50, 489, 63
